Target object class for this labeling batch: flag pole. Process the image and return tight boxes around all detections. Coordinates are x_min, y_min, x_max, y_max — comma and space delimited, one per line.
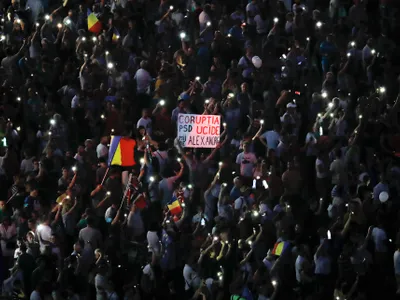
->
119, 173, 133, 210
100, 136, 117, 186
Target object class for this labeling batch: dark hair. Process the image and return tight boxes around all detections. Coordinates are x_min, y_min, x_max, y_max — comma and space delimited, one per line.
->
87, 216, 95, 226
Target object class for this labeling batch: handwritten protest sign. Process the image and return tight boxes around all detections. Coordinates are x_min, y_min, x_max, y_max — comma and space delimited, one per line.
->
177, 114, 220, 148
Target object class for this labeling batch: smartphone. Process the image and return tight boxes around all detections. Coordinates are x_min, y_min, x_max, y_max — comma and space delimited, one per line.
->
252, 179, 257, 189
201, 218, 206, 226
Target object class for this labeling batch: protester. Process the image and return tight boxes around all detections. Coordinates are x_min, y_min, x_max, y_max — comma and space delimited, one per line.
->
0, 0, 400, 299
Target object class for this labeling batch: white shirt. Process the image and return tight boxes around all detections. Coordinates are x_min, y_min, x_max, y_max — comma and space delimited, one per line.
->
394, 250, 400, 275
134, 68, 152, 94
230, 11, 245, 22
30, 290, 42, 300
295, 255, 305, 282
183, 264, 201, 290
96, 143, 109, 159
362, 45, 372, 63
246, 2, 259, 25
199, 11, 211, 31
36, 224, 52, 253
20, 157, 35, 174
316, 158, 328, 179
236, 151, 257, 177
371, 227, 388, 253
238, 55, 254, 79
261, 130, 280, 150
137, 117, 153, 136
71, 95, 80, 109
0, 223, 16, 257
254, 15, 267, 34
147, 231, 160, 255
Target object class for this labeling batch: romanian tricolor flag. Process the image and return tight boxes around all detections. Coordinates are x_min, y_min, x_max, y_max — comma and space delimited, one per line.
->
108, 136, 136, 166
167, 200, 182, 215
112, 28, 120, 43
271, 241, 290, 256
87, 9, 102, 33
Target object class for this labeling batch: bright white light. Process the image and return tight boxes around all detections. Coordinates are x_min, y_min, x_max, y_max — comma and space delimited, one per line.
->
177, 157, 181, 162
223, 122, 227, 127
330, 113, 334, 118
50, 119, 56, 125
92, 36, 97, 42
327, 230, 331, 240
82, 37, 86, 42
71, 166, 77, 172
45, 15, 50, 20
379, 86, 386, 93
169, 5, 174, 10
260, 119, 264, 124
205, 99, 210, 104
347, 52, 351, 57
107, 62, 114, 69
105, 51, 109, 55
16, 97, 21, 102
272, 280, 277, 286
228, 93, 234, 98
253, 211, 259, 217
195, 76, 200, 81
159, 100, 165, 106
187, 184, 193, 189
106, 191, 111, 196
206, 21, 211, 27
273, 17, 279, 23
322, 92, 328, 98
350, 41, 356, 47
16, 126, 21, 131
149, 176, 155, 182
57, 23, 62, 29
316, 21, 322, 28
101, 114, 105, 119
371, 49, 376, 55
66, 19, 71, 25
328, 102, 334, 108
179, 32, 186, 39
140, 158, 145, 164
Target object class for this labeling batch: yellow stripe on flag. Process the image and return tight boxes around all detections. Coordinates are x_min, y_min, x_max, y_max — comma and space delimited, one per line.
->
112, 143, 122, 165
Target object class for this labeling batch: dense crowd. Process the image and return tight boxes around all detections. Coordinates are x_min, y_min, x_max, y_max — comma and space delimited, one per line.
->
0, 0, 400, 299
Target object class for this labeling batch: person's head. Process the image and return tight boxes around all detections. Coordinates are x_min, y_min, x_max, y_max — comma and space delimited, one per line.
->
138, 126, 146, 136
241, 82, 248, 93
62, 168, 69, 178
177, 100, 185, 109
243, 142, 250, 152
233, 176, 242, 188
30, 187, 39, 197
0, 200, 5, 212
73, 242, 82, 254
95, 248, 103, 260
87, 216, 95, 227
142, 109, 149, 118
28, 218, 36, 231
245, 46, 253, 57
140, 60, 148, 70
